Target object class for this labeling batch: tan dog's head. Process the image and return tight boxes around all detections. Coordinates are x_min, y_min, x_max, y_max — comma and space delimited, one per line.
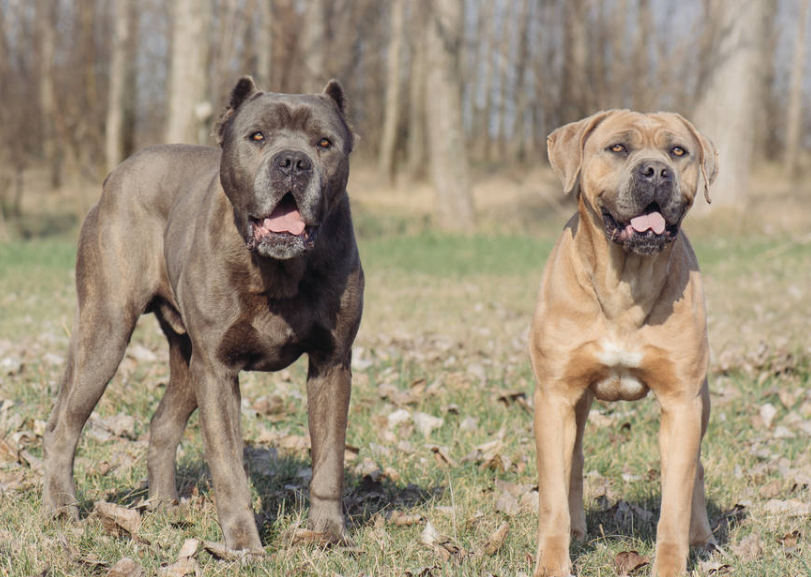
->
547, 110, 718, 255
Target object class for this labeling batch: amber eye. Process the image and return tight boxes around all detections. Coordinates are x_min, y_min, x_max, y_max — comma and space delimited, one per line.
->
250, 132, 264, 142
671, 146, 687, 157
318, 138, 331, 149
609, 143, 627, 153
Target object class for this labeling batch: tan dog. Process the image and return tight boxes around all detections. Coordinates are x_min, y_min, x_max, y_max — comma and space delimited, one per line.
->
529, 110, 719, 577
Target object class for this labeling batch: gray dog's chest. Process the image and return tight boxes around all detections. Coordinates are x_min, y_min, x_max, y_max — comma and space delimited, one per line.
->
215, 295, 335, 371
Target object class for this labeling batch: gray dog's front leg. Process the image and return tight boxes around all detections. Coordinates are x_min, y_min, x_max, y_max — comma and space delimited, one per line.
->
306, 356, 352, 542
192, 357, 262, 552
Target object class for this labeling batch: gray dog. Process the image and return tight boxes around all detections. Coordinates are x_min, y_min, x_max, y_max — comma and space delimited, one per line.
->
43, 77, 364, 552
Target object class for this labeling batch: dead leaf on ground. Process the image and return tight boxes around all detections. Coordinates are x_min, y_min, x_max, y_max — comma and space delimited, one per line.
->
105, 557, 144, 577
425, 444, 457, 468
413, 412, 444, 437
388, 510, 424, 526
419, 522, 466, 561
494, 490, 520, 516
763, 499, 811, 517
158, 558, 201, 577
730, 534, 763, 562
777, 529, 802, 549
614, 550, 648, 576
697, 559, 732, 575
759, 403, 778, 428
493, 389, 531, 412
93, 502, 143, 540
480, 521, 510, 556
404, 566, 440, 577
203, 540, 264, 561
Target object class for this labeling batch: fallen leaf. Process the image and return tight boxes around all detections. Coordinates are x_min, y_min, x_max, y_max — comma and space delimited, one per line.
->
203, 540, 263, 561
387, 409, 412, 429
760, 403, 778, 428
777, 530, 802, 549
105, 557, 144, 577
158, 558, 200, 577
480, 521, 510, 556
388, 510, 423, 526
92, 502, 142, 539
763, 499, 811, 517
730, 534, 763, 562
494, 490, 520, 516
697, 559, 732, 575
413, 412, 444, 437
426, 444, 457, 467
178, 538, 200, 559
614, 550, 648, 576
419, 522, 465, 561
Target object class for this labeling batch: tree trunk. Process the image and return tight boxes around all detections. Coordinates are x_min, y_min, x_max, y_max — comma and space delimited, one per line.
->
478, 0, 496, 161
631, 0, 655, 111
37, 0, 61, 188
510, 0, 532, 163
425, 0, 474, 232
302, 0, 326, 92
166, 0, 212, 144
106, 0, 134, 171
560, 0, 589, 124
256, 0, 273, 89
785, 0, 810, 179
693, 0, 766, 207
378, 0, 405, 183
405, 3, 428, 180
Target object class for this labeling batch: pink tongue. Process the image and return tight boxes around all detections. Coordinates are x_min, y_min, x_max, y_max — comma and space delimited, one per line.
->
265, 206, 305, 235
630, 211, 666, 234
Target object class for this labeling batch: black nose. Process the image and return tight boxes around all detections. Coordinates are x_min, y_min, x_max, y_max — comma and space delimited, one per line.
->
636, 160, 672, 183
273, 150, 312, 175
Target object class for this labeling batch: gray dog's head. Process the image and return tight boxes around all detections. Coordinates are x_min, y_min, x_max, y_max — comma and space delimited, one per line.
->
216, 77, 355, 260
548, 110, 718, 256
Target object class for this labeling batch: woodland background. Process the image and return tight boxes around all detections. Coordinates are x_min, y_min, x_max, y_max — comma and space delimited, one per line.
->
1, 0, 811, 233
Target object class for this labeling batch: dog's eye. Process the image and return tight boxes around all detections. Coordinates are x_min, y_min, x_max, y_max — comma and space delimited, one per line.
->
609, 143, 627, 154
671, 146, 687, 157
318, 138, 331, 149
250, 132, 265, 142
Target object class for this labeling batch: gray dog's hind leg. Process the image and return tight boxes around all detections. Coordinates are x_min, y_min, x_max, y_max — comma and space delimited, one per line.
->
147, 321, 197, 505
42, 205, 152, 519
43, 300, 140, 518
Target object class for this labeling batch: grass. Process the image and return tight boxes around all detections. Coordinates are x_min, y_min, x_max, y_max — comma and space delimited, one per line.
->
1, 210, 810, 576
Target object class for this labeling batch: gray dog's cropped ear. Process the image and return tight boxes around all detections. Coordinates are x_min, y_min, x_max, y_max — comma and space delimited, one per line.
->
214, 76, 259, 146
547, 111, 613, 196
674, 113, 718, 204
322, 79, 347, 115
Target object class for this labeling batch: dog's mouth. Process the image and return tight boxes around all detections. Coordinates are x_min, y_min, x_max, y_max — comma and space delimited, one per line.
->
246, 192, 319, 252
601, 203, 680, 255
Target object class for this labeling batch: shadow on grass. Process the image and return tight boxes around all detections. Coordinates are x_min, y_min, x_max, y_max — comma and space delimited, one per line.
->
574, 496, 745, 570
95, 443, 441, 547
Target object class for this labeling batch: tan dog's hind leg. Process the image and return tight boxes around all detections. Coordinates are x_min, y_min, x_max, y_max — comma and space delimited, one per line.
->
652, 390, 703, 577
534, 388, 579, 577
569, 392, 594, 541
689, 381, 714, 548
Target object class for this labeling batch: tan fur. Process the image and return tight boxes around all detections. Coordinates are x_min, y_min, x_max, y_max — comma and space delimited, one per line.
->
530, 110, 718, 577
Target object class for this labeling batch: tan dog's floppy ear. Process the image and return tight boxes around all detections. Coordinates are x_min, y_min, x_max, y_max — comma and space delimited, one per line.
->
547, 110, 613, 196
674, 113, 718, 204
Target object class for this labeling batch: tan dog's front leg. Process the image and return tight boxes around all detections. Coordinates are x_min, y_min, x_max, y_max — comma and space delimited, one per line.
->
569, 392, 594, 541
689, 380, 714, 548
306, 356, 352, 542
534, 388, 579, 577
653, 392, 703, 577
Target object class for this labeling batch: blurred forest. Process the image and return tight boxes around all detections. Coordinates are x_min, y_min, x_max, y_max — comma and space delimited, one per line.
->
0, 0, 809, 234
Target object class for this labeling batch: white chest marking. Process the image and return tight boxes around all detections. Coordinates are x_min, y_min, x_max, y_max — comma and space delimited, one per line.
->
592, 338, 648, 401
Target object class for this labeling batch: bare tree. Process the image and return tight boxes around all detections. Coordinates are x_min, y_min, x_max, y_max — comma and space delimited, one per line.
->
405, 2, 428, 180
165, 0, 212, 144
37, 0, 60, 187
425, 0, 475, 231
106, 0, 135, 171
378, 0, 405, 183
785, 0, 810, 179
256, 0, 273, 88
301, 0, 326, 92
693, 0, 766, 206
560, 0, 589, 124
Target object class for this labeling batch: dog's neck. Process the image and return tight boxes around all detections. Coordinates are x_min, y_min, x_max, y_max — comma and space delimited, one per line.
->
576, 203, 677, 327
